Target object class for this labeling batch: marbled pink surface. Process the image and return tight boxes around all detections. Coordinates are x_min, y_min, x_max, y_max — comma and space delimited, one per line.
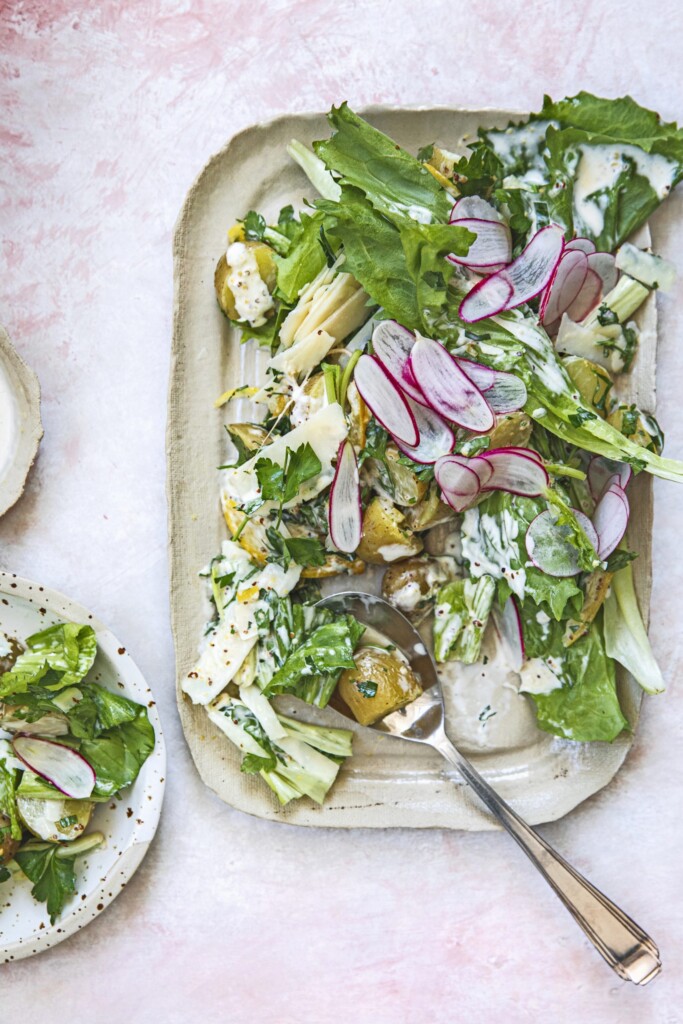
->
2, 1, 683, 1020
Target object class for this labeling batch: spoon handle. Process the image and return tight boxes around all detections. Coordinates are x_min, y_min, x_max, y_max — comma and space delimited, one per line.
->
433, 732, 661, 985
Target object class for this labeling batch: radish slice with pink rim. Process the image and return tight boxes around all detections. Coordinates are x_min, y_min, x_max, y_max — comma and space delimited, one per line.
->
482, 445, 544, 466
446, 218, 512, 271
409, 336, 494, 433
565, 267, 603, 321
565, 237, 596, 255
459, 224, 565, 323
587, 456, 632, 501
371, 320, 424, 404
593, 483, 630, 559
540, 250, 589, 328
494, 597, 525, 671
353, 354, 419, 446
587, 251, 618, 294
525, 508, 598, 577
454, 360, 527, 413
395, 398, 455, 464
328, 440, 362, 553
13, 735, 95, 799
434, 457, 481, 511
450, 196, 505, 224
480, 449, 549, 496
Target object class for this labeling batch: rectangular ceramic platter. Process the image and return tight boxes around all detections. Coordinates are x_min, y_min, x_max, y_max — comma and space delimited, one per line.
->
169, 107, 654, 829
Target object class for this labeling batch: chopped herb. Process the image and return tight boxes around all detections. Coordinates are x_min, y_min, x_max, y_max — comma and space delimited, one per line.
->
243, 210, 267, 240
356, 680, 378, 698
417, 143, 435, 163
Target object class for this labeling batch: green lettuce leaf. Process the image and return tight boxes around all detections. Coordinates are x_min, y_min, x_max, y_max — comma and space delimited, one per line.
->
79, 710, 155, 799
15, 846, 77, 924
433, 576, 495, 664
315, 103, 453, 224
0, 756, 21, 840
262, 615, 365, 707
460, 491, 583, 619
274, 211, 327, 303
0, 623, 97, 698
520, 606, 627, 742
603, 563, 665, 695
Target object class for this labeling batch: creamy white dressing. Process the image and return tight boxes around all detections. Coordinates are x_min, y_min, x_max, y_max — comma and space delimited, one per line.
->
0, 362, 17, 483
226, 241, 274, 327
377, 542, 418, 562
461, 507, 526, 600
572, 143, 677, 237
493, 311, 569, 396
518, 657, 563, 695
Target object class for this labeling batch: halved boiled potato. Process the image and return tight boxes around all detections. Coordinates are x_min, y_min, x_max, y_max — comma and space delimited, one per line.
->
356, 498, 423, 565
17, 795, 94, 843
214, 241, 277, 320
338, 646, 422, 726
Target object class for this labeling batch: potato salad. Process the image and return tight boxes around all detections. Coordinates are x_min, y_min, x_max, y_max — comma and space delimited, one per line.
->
183, 93, 683, 807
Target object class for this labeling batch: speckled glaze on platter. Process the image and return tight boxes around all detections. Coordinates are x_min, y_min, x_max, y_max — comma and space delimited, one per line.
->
169, 107, 655, 830
0, 572, 166, 961
0, 324, 43, 518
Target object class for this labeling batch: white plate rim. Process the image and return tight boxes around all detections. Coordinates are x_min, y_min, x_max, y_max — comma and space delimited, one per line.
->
0, 324, 43, 518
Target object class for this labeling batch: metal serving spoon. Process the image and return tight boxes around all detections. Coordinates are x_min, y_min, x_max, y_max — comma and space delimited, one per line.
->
318, 591, 661, 986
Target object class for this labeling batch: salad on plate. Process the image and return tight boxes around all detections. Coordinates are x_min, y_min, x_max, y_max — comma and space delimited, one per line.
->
183, 93, 683, 808
0, 622, 155, 922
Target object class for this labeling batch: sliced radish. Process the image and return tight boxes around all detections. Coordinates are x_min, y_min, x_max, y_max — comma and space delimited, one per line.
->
434, 457, 481, 512
328, 441, 362, 553
587, 252, 618, 294
480, 449, 549, 496
484, 445, 544, 466
454, 359, 496, 391
395, 398, 455, 464
459, 224, 565, 323
481, 374, 527, 414
565, 237, 596, 255
446, 218, 512, 271
353, 354, 418, 447
565, 267, 602, 321
371, 320, 424, 404
525, 508, 597, 577
13, 736, 95, 800
455, 360, 527, 412
450, 196, 505, 224
587, 456, 632, 501
495, 597, 525, 671
409, 337, 494, 433
540, 250, 588, 329
593, 484, 630, 560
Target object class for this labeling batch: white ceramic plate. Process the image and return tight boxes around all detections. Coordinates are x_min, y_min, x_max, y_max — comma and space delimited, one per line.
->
169, 107, 654, 829
0, 324, 43, 518
0, 571, 166, 961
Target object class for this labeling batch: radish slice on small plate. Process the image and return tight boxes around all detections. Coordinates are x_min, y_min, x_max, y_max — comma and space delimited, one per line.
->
459, 224, 565, 323
371, 320, 424, 404
525, 508, 598, 577
409, 336, 494, 433
450, 196, 505, 224
564, 237, 596, 255
446, 217, 512, 271
12, 736, 96, 800
434, 456, 481, 511
353, 354, 419, 446
328, 440, 362, 553
480, 448, 549, 496
587, 456, 632, 501
593, 483, 630, 559
395, 398, 455, 464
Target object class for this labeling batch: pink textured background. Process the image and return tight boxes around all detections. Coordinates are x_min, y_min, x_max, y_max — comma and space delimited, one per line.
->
2, 1, 683, 1021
